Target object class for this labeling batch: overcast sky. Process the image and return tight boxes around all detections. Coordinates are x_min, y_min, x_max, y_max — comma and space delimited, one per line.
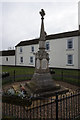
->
0, 0, 80, 50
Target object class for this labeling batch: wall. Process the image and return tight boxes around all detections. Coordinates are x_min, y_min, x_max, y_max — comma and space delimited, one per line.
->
49, 36, 78, 69
16, 36, 79, 69
1, 36, 78, 69
1, 56, 15, 66
16, 44, 39, 67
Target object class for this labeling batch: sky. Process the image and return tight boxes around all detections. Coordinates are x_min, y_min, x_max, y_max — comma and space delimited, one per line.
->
0, 0, 80, 50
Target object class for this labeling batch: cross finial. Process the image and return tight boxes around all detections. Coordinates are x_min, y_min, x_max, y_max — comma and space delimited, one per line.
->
39, 9, 45, 19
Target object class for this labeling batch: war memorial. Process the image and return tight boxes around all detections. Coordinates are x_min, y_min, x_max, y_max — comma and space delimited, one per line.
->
24, 9, 69, 97
2, 9, 80, 120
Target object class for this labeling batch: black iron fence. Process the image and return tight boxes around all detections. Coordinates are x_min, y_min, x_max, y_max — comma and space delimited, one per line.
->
2, 70, 33, 85
2, 68, 80, 87
51, 68, 80, 87
2, 90, 80, 120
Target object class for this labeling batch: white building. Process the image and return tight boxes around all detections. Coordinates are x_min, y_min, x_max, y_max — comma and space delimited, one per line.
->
15, 30, 80, 69
0, 30, 80, 69
0, 50, 15, 66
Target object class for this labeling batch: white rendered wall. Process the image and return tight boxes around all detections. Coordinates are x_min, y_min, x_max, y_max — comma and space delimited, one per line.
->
16, 36, 79, 69
49, 36, 78, 69
1, 56, 15, 66
16, 44, 39, 67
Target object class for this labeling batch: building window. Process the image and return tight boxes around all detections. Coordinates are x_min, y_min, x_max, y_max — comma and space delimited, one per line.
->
31, 46, 34, 52
30, 56, 33, 64
20, 57, 23, 63
67, 39, 73, 49
20, 47, 23, 53
67, 55, 73, 65
46, 42, 50, 50
6, 57, 8, 61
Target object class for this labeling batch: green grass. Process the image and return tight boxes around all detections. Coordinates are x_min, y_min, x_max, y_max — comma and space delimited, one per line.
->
1, 66, 80, 86
2, 66, 35, 85
52, 69, 80, 86
2, 66, 34, 75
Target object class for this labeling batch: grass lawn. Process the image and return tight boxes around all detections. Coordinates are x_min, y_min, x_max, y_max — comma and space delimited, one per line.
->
52, 69, 80, 86
2, 66, 34, 75
1, 66, 80, 86
2, 66, 34, 85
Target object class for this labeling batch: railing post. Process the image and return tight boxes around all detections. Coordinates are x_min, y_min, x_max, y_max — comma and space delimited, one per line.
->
61, 69, 63, 81
78, 69, 80, 87
56, 93, 58, 120
14, 70, 15, 82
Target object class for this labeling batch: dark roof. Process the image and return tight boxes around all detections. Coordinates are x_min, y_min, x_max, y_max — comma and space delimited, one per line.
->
15, 38, 39, 47
0, 50, 15, 56
46, 30, 80, 40
16, 30, 80, 47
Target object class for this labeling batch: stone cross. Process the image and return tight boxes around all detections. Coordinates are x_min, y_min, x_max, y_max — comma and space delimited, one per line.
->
39, 9, 45, 19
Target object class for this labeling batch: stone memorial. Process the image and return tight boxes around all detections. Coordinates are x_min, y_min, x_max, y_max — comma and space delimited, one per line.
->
26, 9, 68, 96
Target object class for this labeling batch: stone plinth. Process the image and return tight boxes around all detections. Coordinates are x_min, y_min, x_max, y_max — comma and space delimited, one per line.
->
25, 81, 69, 98
26, 72, 58, 94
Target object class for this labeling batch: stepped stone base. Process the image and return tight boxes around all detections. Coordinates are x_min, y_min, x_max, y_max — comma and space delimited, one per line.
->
25, 81, 69, 98
25, 72, 57, 93
25, 72, 69, 97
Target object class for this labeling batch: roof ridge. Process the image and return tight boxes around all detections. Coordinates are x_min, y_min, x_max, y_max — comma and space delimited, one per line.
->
15, 30, 80, 47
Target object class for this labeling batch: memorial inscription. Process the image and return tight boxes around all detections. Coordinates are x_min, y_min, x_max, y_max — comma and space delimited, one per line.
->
36, 59, 40, 69
41, 59, 47, 69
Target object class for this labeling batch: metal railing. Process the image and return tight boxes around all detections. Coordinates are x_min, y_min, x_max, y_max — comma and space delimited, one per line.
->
2, 90, 80, 120
2, 68, 80, 86
51, 68, 80, 87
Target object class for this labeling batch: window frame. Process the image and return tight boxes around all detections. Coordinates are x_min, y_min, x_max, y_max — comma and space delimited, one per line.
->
20, 57, 23, 63
6, 57, 8, 62
30, 56, 33, 64
67, 54, 73, 65
67, 39, 73, 49
31, 46, 34, 52
46, 42, 50, 51
20, 47, 23, 53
